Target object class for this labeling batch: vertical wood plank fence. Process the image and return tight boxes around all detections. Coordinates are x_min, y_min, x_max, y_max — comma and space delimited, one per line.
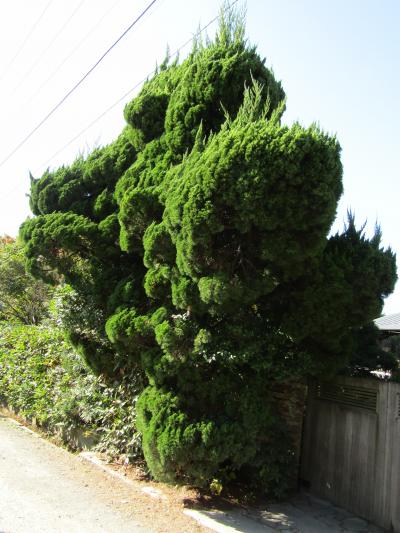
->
301, 376, 400, 531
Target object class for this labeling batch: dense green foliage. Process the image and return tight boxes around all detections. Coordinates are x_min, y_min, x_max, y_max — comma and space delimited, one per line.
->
0, 237, 51, 324
345, 322, 399, 377
20, 9, 396, 494
0, 322, 144, 460
381, 334, 400, 380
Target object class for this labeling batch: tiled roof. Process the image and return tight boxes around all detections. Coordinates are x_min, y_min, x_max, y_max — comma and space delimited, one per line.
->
374, 313, 400, 332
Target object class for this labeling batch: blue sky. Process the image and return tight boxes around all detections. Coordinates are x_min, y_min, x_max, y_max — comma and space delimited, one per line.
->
0, 0, 399, 313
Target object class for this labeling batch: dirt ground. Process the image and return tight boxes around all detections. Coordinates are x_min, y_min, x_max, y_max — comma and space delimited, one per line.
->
79, 454, 217, 533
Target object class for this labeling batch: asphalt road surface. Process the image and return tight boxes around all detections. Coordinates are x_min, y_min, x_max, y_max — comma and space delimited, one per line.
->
0, 414, 148, 533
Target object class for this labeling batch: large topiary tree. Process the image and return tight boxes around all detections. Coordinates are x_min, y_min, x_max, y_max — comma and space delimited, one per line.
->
20, 7, 396, 495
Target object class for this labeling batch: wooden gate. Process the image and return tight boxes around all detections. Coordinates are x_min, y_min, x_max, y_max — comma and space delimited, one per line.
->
301, 376, 400, 531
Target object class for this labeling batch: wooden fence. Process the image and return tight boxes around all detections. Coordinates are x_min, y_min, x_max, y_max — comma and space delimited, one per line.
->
301, 376, 400, 531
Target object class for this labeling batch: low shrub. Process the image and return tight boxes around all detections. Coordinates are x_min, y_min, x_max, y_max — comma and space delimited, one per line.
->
0, 323, 144, 461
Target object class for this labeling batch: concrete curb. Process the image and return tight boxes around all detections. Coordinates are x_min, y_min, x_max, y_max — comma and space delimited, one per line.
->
79, 451, 254, 532
79, 451, 166, 500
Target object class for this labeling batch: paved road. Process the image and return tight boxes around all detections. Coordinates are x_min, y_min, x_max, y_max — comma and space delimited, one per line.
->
0, 415, 147, 533
0, 413, 386, 533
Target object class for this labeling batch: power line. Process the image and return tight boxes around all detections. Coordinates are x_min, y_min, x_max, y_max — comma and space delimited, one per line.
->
37, 0, 240, 172
10, 0, 86, 96
0, 0, 54, 83
22, 0, 123, 110
0, 0, 239, 207
0, 0, 159, 171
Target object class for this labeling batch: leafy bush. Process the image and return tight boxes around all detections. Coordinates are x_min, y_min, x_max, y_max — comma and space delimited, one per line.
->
0, 237, 51, 324
0, 323, 144, 461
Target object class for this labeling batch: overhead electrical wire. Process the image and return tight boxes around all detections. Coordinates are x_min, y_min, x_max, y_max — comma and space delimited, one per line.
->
10, 0, 86, 96
0, 0, 159, 170
22, 0, 123, 110
37, 0, 240, 171
24, 0, 166, 111
0, 0, 54, 84
0, 0, 240, 210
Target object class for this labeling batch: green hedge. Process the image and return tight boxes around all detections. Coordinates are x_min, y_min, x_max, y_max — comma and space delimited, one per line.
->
0, 323, 144, 461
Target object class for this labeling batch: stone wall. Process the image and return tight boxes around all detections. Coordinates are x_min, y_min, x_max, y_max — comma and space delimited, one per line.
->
271, 379, 308, 491
0, 402, 97, 451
